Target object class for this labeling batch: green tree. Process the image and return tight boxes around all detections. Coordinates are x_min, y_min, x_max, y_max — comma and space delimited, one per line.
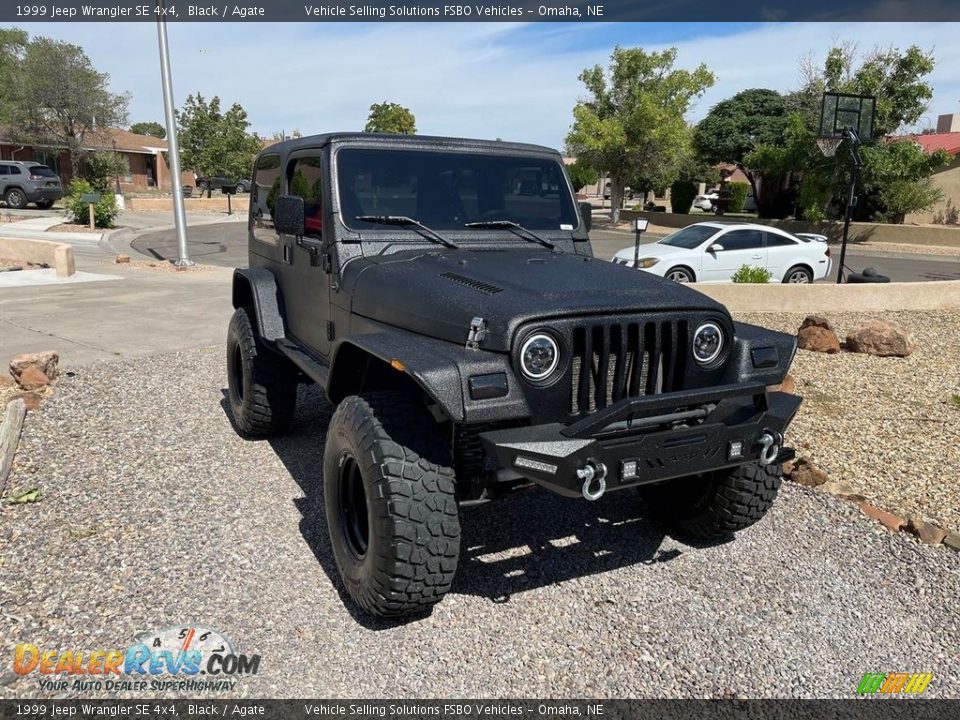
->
176, 93, 261, 195
129, 121, 166, 139
565, 161, 599, 193
364, 102, 416, 134
566, 47, 714, 222
0, 28, 27, 124
6, 35, 129, 179
693, 89, 792, 217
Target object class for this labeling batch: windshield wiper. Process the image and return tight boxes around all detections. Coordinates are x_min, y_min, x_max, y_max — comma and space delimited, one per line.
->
355, 215, 458, 249
464, 220, 556, 250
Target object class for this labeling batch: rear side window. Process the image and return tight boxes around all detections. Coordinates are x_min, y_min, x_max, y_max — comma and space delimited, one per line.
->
28, 166, 57, 177
0, 165, 8, 176
287, 155, 323, 238
765, 232, 797, 247
251, 154, 281, 245
7, 165, 21, 175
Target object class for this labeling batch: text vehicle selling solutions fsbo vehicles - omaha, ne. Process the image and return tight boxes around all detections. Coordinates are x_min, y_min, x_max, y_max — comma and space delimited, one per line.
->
225, 132, 801, 617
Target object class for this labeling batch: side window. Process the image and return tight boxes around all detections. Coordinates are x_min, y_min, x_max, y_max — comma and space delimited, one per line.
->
8, 165, 21, 175
720, 229, 764, 251
0, 165, 8, 176
765, 232, 797, 248
251, 154, 281, 245
287, 155, 324, 238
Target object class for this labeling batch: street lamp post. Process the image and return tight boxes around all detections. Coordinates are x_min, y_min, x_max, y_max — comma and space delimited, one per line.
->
156, 0, 192, 267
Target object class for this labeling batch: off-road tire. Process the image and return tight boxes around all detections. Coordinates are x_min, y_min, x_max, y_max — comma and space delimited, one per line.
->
4, 188, 26, 209
226, 306, 297, 437
323, 392, 460, 617
640, 461, 783, 539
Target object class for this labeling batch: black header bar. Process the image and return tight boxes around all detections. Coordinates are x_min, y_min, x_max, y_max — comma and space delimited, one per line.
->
2, 0, 959, 22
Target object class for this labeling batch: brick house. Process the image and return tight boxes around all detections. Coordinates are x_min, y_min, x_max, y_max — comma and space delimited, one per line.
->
894, 114, 960, 224
0, 127, 193, 192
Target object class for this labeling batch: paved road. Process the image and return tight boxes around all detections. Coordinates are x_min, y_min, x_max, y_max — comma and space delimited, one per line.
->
133, 222, 960, 282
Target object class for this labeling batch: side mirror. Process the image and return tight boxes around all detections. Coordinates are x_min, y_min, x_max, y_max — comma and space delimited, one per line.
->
275, 194, 305, 236
708, 243, 724, 253
579, 202, 592, 232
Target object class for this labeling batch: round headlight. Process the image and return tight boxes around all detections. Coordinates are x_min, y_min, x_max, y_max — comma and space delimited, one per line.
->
520, 333, 560, 380
693, 322, 724, 365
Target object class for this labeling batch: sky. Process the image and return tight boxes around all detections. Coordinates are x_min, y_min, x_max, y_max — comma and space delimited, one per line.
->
8, 21, 960, 148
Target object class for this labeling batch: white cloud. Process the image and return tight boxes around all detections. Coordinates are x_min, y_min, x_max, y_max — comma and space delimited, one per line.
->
10, 21, 960, 148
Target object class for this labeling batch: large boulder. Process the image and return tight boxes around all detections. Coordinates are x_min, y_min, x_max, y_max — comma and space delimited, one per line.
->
10, 351, 59, 383
17, 366, 50, 391
797, 325, 840, 354
845, 320, 914, 357
799, 315, 833, 332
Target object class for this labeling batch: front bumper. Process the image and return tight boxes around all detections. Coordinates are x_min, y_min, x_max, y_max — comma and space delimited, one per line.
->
480, 383, 801, 498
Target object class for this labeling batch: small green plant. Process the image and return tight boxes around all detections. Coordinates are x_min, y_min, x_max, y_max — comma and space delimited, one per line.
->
65, 179, 119, 228
731, 265, 773, 283
86, 151, 127, 193
949, 394, 960, 410
933, 199, 959, 226
726, 181, 749, 213
669, 180, 697, 215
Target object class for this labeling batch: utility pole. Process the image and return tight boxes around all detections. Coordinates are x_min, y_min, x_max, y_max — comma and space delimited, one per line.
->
156, 0, 192, 267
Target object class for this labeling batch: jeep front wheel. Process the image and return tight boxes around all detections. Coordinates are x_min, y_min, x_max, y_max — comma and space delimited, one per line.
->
639, 461, 783, 539
323, 392, 460, 617
226, 306, 298, 437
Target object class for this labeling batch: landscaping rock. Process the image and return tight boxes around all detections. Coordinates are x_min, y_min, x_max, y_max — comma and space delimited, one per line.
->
858, 502, 906, 532
788, 457, 829, 487
944, 531, 960, 552
797, 325, 840, 354
17, 366, 50, 391
10, 351, 59, 383
800, 315, 833, 332
820, 480, 865, 501
9, 391, 41, 412
0, 374, 14, 388
845, 320, 915, 357
115, 254, 130, 264
906, 516, 948, 545
768, 374, 797, 395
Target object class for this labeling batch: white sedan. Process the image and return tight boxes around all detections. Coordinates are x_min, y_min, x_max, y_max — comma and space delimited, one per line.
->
612, 222, 832, 284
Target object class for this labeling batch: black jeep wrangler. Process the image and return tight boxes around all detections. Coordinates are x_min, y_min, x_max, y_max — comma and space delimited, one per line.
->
226, 133, 800, 617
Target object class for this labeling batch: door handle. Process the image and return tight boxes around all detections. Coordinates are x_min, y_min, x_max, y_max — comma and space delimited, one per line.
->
751, 254, 763, 260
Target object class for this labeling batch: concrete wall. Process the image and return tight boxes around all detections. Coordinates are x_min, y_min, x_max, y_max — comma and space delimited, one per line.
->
905, 157, 960, 226
620, 209, 960, 248
0, 237, 75, 277
126, 196, 249, 214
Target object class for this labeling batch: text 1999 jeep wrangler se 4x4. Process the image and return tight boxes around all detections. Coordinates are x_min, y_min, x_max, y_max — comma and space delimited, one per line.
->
226, 133, 801, 617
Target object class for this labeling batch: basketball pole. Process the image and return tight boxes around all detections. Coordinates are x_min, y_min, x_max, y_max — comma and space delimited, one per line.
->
836, 129, 863, 284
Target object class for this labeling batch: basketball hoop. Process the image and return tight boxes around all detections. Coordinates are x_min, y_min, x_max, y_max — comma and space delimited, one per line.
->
816, 136, 843, 157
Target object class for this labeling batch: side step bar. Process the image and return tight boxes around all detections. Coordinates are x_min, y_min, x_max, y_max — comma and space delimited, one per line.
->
276, 338, 330, 387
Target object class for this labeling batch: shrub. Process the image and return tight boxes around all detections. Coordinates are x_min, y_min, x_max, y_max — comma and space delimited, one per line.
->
731, 265, 772, 284
727, 182, 750, 213
65, 179, 119, 228
933, 199, 959, 226
86, 151, 127, 193
669, 180, 697, 214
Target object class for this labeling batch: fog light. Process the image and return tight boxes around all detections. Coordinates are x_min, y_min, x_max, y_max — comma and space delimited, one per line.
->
728, 441, 743, 460
620, 460, 638, 480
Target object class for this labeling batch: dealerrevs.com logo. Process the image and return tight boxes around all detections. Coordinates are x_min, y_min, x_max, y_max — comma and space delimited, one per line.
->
13, 626, 260, 693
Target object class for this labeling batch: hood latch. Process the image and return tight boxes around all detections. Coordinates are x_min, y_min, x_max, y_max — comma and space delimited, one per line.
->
466, 317, 487, 350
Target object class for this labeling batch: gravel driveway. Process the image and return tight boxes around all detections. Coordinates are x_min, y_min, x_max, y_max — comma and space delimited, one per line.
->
2, 349, 959, 699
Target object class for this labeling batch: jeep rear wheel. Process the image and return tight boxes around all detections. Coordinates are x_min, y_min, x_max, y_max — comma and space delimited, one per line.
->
639, 461, 783, 539
4, 188, 26, 209
226, 306, 297, 437
323, 392, 460, 617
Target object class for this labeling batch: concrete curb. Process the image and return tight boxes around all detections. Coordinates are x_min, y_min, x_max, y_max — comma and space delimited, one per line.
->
693, 279, 960, 313
0, 236, 75, 277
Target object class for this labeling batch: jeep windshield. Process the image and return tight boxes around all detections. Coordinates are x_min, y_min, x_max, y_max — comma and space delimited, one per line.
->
336, 148, 578, 233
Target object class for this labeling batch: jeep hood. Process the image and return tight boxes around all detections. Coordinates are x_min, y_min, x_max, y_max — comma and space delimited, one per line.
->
346, 248, 728, 352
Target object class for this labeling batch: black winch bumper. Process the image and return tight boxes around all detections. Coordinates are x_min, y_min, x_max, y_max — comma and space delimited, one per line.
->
479, 383, 801, 499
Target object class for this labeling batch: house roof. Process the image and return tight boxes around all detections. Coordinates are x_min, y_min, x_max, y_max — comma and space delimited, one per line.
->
890, 132, 960, 156
0, 126, 169, 154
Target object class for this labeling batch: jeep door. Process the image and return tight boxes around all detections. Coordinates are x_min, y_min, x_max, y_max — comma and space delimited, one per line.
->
700, 228, 767, 282
278, 150, 333, 357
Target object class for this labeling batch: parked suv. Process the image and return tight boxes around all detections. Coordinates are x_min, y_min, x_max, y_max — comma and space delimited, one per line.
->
226, 133, 801, 617
0, 161, 63, 209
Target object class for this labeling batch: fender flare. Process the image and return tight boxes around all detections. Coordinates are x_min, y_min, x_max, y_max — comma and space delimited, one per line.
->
328, 330, 530, 424
232, 268, 285, 344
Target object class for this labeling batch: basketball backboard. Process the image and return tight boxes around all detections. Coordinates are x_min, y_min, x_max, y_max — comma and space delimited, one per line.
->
819, 92, 876, 141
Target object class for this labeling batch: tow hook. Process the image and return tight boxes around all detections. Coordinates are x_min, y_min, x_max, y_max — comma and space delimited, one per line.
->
577, 460, 607, 501
757, 430, 783, 466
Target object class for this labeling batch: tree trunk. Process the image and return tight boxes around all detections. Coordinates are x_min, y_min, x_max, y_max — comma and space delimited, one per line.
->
609, 176, 624, 224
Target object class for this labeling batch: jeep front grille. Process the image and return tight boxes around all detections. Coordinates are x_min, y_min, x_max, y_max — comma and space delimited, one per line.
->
570, 320, 689, 415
